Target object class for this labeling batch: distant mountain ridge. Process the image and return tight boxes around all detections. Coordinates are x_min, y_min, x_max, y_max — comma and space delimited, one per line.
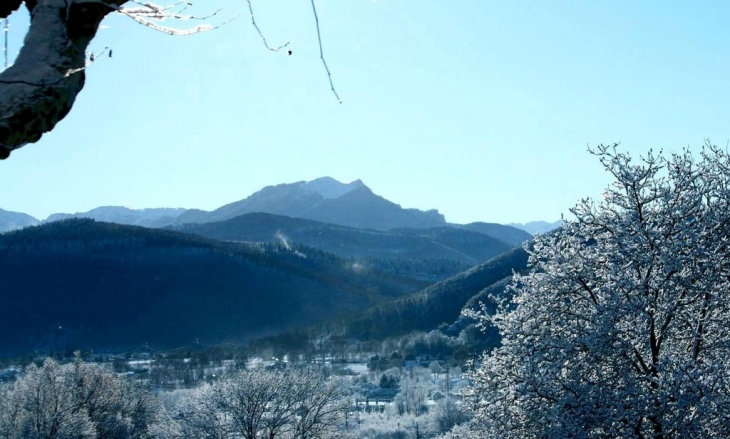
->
452, 222, 532, 247
0, 208, 39, 233
46, 206, 187, 228
3, 178, 541, 240
509, 220, 562, 235
0, 178, 553, 357
175, 177, 446, 230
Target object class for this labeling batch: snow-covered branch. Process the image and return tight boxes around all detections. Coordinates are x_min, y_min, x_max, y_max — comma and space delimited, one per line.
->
114, 1, 234, 36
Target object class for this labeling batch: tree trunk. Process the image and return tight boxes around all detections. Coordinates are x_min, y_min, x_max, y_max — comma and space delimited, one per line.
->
0, 0, 121, 159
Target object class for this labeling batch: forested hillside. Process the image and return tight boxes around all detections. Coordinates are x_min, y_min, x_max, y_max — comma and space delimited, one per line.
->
0, 219, 427, 356
172, 212, 512, 266
340, 246, 530, 340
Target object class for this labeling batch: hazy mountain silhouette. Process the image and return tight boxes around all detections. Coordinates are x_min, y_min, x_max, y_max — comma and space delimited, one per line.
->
455, 222, 532, 247
175, 177, 446, 230
0, 208, 38, 233
46, 206, 187, 228
171, 212, 512, 266
509, 220, 562, 235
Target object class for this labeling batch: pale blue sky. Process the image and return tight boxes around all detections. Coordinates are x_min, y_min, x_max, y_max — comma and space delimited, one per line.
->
2, 1, 729, 224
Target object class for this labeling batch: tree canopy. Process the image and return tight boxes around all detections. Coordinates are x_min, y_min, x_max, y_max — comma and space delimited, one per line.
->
0, 356, 158, 438
174, 368, 346, 438
463, 144, 730, 438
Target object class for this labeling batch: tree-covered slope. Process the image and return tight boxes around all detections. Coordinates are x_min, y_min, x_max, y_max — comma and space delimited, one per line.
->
172, 212, 512, 266
341, 246, 530, 340
0, 219, 426, 356
455, 222, 532, 247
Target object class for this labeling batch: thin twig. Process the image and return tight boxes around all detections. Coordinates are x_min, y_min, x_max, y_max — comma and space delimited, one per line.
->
246, 0, 289, 51
310, 0, 341, 103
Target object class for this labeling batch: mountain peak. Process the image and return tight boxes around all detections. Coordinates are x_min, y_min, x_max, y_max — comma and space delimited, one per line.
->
302, 177, 366, 200
180, 177, 444, 230
0, 208, 39, 233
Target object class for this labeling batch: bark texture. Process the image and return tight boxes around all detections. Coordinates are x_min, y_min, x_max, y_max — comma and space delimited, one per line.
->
0, 0, 123, 159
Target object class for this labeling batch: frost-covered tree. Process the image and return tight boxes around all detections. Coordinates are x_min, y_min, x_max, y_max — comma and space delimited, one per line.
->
435, 423, 484, 439
0, 356, 159, 439
463, 144, 730, 438
287, 369, 348, 439
432, 397, 470, 433
175, 367, 346, 438
393, 376, 428, 417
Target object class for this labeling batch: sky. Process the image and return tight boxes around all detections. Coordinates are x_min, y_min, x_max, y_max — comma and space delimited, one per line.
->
2, 0, 730, 224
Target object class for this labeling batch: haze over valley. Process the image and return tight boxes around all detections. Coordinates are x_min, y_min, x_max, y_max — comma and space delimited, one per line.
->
0, 177, 549, 356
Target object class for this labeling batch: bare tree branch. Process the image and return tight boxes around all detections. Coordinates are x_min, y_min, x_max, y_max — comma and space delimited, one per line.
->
310, 0, 341, 103
113, 1, 235, 36
246, 0, 289, 51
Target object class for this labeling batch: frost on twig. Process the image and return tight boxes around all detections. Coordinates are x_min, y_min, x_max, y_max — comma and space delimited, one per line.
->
114, 1, 237, 36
